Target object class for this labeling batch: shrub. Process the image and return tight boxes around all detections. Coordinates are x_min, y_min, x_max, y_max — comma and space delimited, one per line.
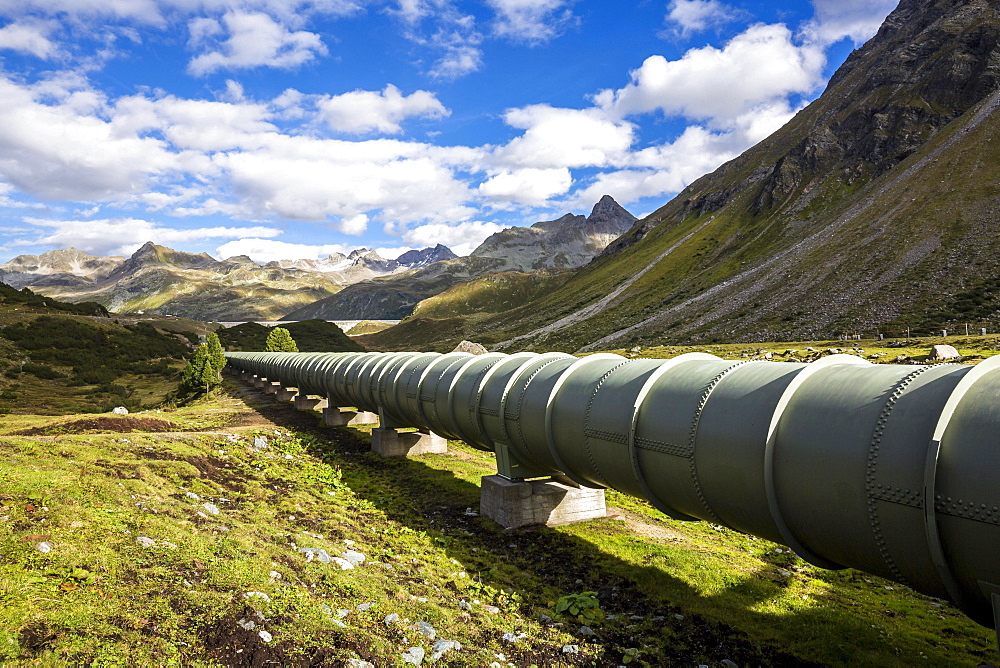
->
22, 363, 65, 380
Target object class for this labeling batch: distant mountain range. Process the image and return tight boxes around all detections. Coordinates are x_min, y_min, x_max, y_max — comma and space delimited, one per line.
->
0, 242, 456, 321
357, 0, 1000, 352
0, 196, 632, 322
285, 195, 636, 320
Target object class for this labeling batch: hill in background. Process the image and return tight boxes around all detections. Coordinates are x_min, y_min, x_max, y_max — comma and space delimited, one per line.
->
217, 320, 365, 353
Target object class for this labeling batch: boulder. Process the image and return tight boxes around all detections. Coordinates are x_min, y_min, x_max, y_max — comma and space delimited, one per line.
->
451, 340, 489, 355
927, 344, 961, 362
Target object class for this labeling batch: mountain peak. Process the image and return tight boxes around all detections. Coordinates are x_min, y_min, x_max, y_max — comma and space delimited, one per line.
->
589, 195, 632, 220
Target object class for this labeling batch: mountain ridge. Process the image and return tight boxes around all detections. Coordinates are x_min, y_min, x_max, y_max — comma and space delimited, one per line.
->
0, 241, 456, 320
285, 195, 636, 320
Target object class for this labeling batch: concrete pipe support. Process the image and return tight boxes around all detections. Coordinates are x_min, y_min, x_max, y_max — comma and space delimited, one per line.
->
224, 350, 1000, 635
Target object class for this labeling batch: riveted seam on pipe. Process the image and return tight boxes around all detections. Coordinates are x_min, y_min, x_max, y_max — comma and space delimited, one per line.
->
763, 354, 869, 569
583, 361, 630, 489
924, 355, 1000, 623
688, 360, 750, 525
865, 365, 933, 585
626, 353, 716, 522
500, 355, 569, 472
544, 354, 623, 489
462, 358, 502, 447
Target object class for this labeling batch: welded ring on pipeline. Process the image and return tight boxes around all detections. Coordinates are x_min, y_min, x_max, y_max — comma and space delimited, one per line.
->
544, 353, 624, 489
446, 354, 506, 444
362, 354, 398, 413
347, 355, 384, 411
924, 354, 1000, 625
415, 354, 472, 432
376, 353, 420, 421
471, 352, 537, 450
764, 354, 870, 570
627, 353, 719, 522
496, 353, 573, 460
398, 353, 442, 425
326, 354, 361, 406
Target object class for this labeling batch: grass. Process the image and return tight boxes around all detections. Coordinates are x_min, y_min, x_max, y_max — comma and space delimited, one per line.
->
3, 375, 993, 666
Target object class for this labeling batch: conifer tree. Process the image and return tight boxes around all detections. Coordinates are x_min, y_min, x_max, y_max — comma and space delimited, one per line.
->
180, 344, 218, 395
264, 327, 298, 352
205, 332, 225, 376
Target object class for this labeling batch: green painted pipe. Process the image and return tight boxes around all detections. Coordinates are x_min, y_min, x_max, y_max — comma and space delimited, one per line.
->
225, 349, 1000, 634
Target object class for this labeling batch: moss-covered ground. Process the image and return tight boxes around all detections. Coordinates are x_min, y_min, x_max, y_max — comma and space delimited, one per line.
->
1, 375, 995, 667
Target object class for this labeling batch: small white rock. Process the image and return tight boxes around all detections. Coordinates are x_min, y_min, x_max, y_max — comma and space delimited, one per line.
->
36, 542, 52, 553
202, 502, 220, 515
331, 557, 355, 570
136, 536, 156, 547
244, 592, 271, 603
258, 630, 272, 643
401, 647, 425, 665
343, 549, 366, 566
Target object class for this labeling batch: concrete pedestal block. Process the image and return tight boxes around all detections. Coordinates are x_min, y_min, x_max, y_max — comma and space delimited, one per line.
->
323, 407, 378, 426
370, 428, 447, 457
252, 376, 266, 389
480, 475, 606, 529
263, 381, 281, 395
294, 394, 328, 411
275, 386, 298, 401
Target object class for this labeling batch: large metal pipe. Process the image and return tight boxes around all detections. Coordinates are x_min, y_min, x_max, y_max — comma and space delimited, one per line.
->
225, 350, 1000, 633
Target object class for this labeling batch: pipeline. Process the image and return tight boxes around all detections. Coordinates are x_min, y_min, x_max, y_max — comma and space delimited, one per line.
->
225, 349, 1000, 633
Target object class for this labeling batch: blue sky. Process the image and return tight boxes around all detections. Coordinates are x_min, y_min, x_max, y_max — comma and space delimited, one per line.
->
0, 0, 897, 263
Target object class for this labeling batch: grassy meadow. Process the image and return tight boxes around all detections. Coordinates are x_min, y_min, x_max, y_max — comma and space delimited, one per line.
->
1, 371, 996, 666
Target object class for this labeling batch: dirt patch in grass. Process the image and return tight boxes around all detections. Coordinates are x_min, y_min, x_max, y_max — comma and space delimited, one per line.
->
15, 415, 183, 435
606, 506, 690, 543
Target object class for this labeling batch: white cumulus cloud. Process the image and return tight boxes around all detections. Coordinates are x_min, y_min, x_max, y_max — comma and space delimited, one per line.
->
0, 19, 59, 58
495, 105, 634, 169
486, 0, 575, 44
18, 217, 280, 257
665, 0, 738, 37
0, 75, 183, 201
187, 11, 327, 76
596, 23, 825, 126
318, 84, 450, 135
214, 238, 353, 263
478, 167, 572, 206
805, 0, 899, 46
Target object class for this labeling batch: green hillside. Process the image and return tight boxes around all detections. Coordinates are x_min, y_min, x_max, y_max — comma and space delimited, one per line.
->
217, 320, 366, 353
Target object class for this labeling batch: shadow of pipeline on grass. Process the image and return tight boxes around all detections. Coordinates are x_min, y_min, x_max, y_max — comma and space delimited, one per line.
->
230, 380, 998, 667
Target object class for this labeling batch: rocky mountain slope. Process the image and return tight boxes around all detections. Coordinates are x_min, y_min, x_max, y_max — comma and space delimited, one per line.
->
362, 0, 1000, 353
469, 195, 635, 271
285, 196, 636, 320
0, 248, 124, 290
0, 242, 455, 321
265, 244, 456, 282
